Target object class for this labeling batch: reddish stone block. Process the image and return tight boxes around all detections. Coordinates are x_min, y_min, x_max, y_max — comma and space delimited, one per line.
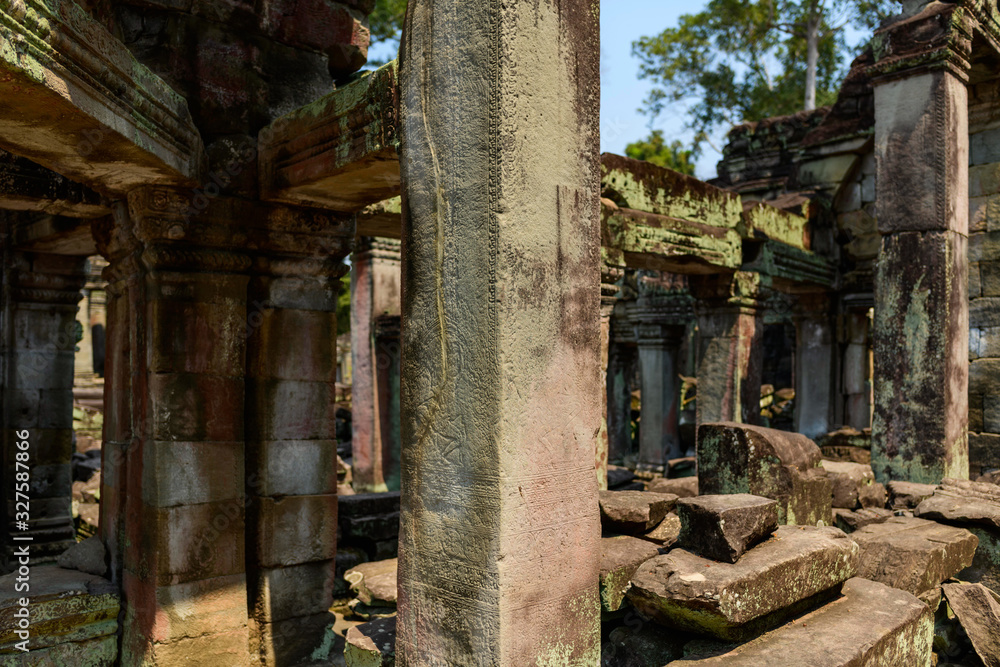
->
148, 373, 245, 442
254, 495, 337, 568
245, 379, 336, 441
148, 299, 246, 376
248, 308, 337, 382
123, 571, 248, 644
141, 440, 245, 507
265, 0, 369, 75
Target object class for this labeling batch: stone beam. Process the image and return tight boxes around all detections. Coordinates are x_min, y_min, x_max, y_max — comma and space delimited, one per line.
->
356, 197, 402, 239
397, 0, 601, 663
0, 0, 204, 194
259, 61, 400, 212
0, 149, 108, 218
11, 215, 97, 256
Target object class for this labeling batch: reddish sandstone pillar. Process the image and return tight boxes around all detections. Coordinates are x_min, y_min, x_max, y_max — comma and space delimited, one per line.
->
97, 189, 252, 665
350, 236, 401, 493
1, 244, 85, 568
871, 18, 970, 483
244, 209, 353, 666
397, 0, 602, 663
693, 271, 765, 428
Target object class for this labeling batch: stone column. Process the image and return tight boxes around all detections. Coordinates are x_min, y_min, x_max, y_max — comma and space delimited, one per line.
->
871, 47, 970, 483
840, 304, 872, 431
793, 295, 835, 439
373, 314, 402, 492
244, 210, 352, 666
350, 237, 401, 493
597, 260, 623, 487
629, 297, 688, 474
607, 309, 638, 467
692, 271, 765, 427
1, 244, 85, 569
96, 189, 253, 666
397, 0, 601, 663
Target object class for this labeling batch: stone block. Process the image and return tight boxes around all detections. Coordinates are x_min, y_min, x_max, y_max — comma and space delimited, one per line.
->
985, 395, 1000, 433
852, 516, 978, 595
28, 463, 72, 500
643, 512, 681, 548
972, 262, 983, 297
607, 465, 637, 489
972, 127, 1000, 166
888, 480, 937, 509
698, 423, 832, 525
599, 536, 661, 612
970, 196, 1000, 234
148, 373, 245, 442
600, 490, 678, 535
251, 611, 336, 667
819, 460, 877, 509
248, 309, 338, 382
253, 440, 338, 497
914, 478, 1000, 529
148, 299, 246, 376
123, 573, 249, 644
832, 507, 893, 533
252, 560, 336, 623
984, 261, 1000, 297
667, 578, 932, 666
970, 163, 1000, 197
973, 299, 1000, 328
344, 558, 397, 607
970, 433, 1000, 478
646, 476, 698, 498
0, 635, 117, 665
941, 583, 1000, 667
627, 525, 858, 641
141, 440, 244, 508
675, 494, 778, 564
858, 481, 887, 509
345, 617, 396, 667
255, 495, 338, 568
125, 626, 250, 667
245, 378, 337, 441
57, 536, 107, 576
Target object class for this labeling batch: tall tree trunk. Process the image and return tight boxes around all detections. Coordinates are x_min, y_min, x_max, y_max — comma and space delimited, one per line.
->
805, 15, 820, 110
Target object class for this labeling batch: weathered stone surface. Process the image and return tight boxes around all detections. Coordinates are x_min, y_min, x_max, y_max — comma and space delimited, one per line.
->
345, 616, 396, 667
676, 494, 778, 564
698, 423, 833, 526
647, 476, 698, 498
888, 480, 937, 509
600, 490, 678, 535
978, 469, 1000, 485
57, 536, 107, 577
599, 536, 661, 612
941, 583, 1000, 667
603, 623, 687, 667
915, 478, 1000, 529
627, 525, 858, 641
819, 460, 877, 509
852, 516, 977, 595
667, 578, 933, 666
644, 512, 682, 547
0, 634, 117, 665
858, 481, 887, 509
344, 558, 397, 607
832, 507, 893, 533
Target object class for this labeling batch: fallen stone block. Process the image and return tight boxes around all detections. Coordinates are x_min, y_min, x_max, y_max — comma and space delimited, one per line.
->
668, 578, 932, 666
941, 582, 1000, 667
57, 536, 107, 577
608, 465, 637, 490
345, 616, 396, 667
344, 558, 397, 607
820, 460, 877, 509
643, 513, 681, 547
627, 525, 858, 641
676, 494, 778, 564
858, 481, 887, 509
647, 476, 699, 498
832, 507, 892, 533
851, 516, 977, 595
888, 480, 937, 509
698, 422, 833, 526
600, 536, 662, 612
977, 469, 1000, 485
600, 490, 678, 535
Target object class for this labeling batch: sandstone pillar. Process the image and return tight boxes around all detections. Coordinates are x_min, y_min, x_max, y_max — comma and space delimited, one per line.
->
630, 297, 688, 474
871, 61, 969, 483
693, 272, 765, 427
793, 295, 835, 439
351, 237, 402, 493
96, 189, 252, 666
373, 314, 402, 491
606, 315, 638, 466
840, 305, 873, 431
397, 0, 602, 663
597, 261, 623, 487
244, 211, 352, 666
1, 243, 85, 569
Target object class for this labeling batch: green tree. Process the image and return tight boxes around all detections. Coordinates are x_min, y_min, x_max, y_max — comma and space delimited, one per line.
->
625, 130, 697, 175
633, 0, 896, 147
368, 0, 407, 66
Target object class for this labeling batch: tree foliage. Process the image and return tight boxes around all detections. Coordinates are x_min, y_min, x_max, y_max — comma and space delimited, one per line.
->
625, 130, 697, 175
633, 0, 896, 148
367, 0, 407, 65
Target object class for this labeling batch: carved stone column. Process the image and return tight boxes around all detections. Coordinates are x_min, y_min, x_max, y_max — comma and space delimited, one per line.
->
607, 305, 638, 467
1, 235, 86, 569
793, 294, 835, 439
693, 271, 765, 427
597, 258, 624, 488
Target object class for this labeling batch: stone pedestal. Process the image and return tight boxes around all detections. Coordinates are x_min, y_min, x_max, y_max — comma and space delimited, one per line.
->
351, 237, 402, 493
397, 0, 602, 663
1, 244, 85, 569
871, 64, 970, 483
692, 272, 764, 427
793, 295, 835, 439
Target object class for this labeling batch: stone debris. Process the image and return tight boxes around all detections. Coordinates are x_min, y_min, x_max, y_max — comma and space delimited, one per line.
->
643, 512, 682, 547
888, 480, 937, 509
600, 536, 662, 612
647, 476, 699, 498
600, 490, 679, 535
56, 536, 107, 577
817, 427, 871, 465
668, 578, 933, 666
851, 516, 978, 595
819, 460, 877, 509
978, 470, 1000, 485
858, 480, 887, 509
602, 623, 688, 666
344, 558, 397, 608
627, 525, 858, 641
608, 465, 638, 490
675, 494, 778, 564
345, 616, 396, 667
832, 507, 893, 533
698, 423, 833, 526
941, 582, 1000, 667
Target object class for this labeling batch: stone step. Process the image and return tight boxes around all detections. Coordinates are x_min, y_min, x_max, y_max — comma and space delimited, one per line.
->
627, 525, 858, 641
600, 536, 662, 612
667, 578, 932, 665
343, 558, 397, 607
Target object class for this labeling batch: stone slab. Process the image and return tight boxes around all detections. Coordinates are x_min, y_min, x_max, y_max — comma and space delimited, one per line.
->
915, 478, 1000, 529
941, 582, 1000, 667
599, 536, 662, 612
668, 578, 932, 666
819, 460, 877, 509
676, 494, 778, 564
627, 525, 858, 641
832, 507, 893, 533
643, 513, 681, 548
600, 490, 678, 535
888, 480, 938, 509
344, 558, 397, 607
647, 477, 699, 498
852, 516, 978, 595
345, 616, 396, 667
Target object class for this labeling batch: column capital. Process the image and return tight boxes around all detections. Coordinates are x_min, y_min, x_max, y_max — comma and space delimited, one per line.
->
352, 236, 401, 264
8, 252, 87, 306
691, 271, 765, 315
868, 2, 973, 84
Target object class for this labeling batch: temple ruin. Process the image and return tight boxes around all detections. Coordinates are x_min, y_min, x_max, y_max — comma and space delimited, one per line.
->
2, 0, 1000, 665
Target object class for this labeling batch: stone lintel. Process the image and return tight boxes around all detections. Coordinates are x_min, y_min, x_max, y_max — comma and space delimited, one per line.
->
259, 61, 399, 212
356, 197, 402, 239
742, 239, 837, 292
12, 214, 98, 256
0, 149, 108, 218
739, 200, 810, 250
0, 0, 204, 195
